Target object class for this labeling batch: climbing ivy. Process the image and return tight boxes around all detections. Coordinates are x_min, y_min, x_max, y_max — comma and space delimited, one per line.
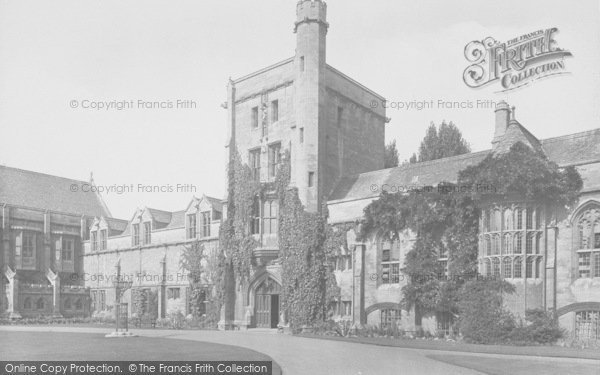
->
217, 147, 341, 329
359, 142, 583, 327
276, 152, 340, 328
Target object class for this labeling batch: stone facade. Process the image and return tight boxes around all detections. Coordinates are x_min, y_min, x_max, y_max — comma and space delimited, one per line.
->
0, 166, 109, 318
82, 196, 221, 320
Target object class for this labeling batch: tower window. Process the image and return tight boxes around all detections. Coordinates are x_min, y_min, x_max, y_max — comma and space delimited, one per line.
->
268, 143, 281, 179
251, 106, 259, 128
271, 100, 279, 123
299, 128, 304, 144
300, 56, 305, 72
308, 172, 315, 187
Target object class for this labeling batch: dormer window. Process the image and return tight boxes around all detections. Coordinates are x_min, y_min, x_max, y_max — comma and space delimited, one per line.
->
132, 224, 140, 246
187, 214, 197, 239
100, 229, 107, 250
201, 211, 211, 238
143, 222, 151, 245
91, 231, 98, 251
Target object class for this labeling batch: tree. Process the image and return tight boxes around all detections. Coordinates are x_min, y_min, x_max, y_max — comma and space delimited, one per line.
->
417, 122, 470, 162
384, 140, 399, 168
181, 240, 206, 317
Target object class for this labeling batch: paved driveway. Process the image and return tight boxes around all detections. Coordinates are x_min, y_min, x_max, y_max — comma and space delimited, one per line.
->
2, 326, 599, 375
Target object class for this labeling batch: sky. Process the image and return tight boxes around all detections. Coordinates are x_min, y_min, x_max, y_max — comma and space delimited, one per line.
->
1, 0, 599, 219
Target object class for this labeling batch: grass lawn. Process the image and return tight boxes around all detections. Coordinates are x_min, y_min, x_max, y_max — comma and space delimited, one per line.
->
425, 354, 600, 375
0, 331, 282, 375
298, 334, 600, 360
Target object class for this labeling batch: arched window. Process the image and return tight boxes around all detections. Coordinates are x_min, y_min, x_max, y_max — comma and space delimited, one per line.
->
504, 234, 512, 254
483, 210, 490, 232
574, 206, 600, 278
526, 234, 533, 254
526, 257, 534, 278
514, 233, 522, 254
485, 259, 491, 276
24, 297, 32, 310
516, 208, 523, 229
526, 208, 533, 229
75, 299, 83, 310
503, 257, 512, 278
36, 298, 45, 310
493, 209, 501, 231
64, 298, 72, 310
486, 237, 492, 256
504, 208, 513, 230
493, 236, 500, 255
492, 258, 500, 277
514, 257, 522, 278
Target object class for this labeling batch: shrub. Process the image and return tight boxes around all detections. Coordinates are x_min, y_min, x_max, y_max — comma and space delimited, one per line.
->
508, 309, 564, 345
457, 279, 516, 344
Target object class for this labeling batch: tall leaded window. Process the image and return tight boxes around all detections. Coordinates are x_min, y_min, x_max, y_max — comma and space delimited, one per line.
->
143, 222, 151, 244
270, 100, 279, 123
526, 257, 534, 278
132, 224, 140, 246
484, 259, 491, 277
575, 207, 600, 279
187, 214, 197, 239
516, 208, 523, 229
62, 238, 74, 261
23, 232, 35, 258
486, 237, 492, 256
526, 208, 533, 229
262, 200, 278, 235
483, 210, 490, 232
268, 143, 281, 179
526, 234, 533, 254
201, 211, 211, 237
579, 252, 591, 278
504, 234, 512, 254
503, 257, 512, 278
514, 233, 522, 254
381, 242, 400, 284
100, 229, 107, 250
91, 231, 98, 251
504, 208, 513, 230
514, 257, 522, 278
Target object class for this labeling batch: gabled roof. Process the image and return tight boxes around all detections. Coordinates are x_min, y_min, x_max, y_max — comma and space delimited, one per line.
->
494, 120, 543, 155
204, 195, 223, 211
0, 165, 111, 217
329, 128, 600, 202
146, 208, 173, 224
541, 129, 600, 167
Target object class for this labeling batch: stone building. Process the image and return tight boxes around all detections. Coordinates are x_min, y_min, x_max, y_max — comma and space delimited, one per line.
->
82, 195, 222, 319
0, 166, 109, 318
327, 104, 600, 338
221, 0, 600, 340
222, 0, 386, 329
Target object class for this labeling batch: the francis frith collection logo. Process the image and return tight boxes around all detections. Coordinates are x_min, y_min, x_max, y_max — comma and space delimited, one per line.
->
463, 28, 572, 92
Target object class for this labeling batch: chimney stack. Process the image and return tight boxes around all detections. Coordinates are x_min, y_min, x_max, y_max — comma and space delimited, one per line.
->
493, 101, 511, 145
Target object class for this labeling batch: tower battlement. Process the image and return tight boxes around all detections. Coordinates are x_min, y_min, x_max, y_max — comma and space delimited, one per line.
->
295, 0, 328, 33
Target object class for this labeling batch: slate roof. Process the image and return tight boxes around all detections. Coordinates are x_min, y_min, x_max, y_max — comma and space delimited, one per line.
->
0, 165, 111, 217
329, 128, 600, 202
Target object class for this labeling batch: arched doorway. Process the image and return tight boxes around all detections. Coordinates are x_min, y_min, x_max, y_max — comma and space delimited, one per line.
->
254, 278, 281, 328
